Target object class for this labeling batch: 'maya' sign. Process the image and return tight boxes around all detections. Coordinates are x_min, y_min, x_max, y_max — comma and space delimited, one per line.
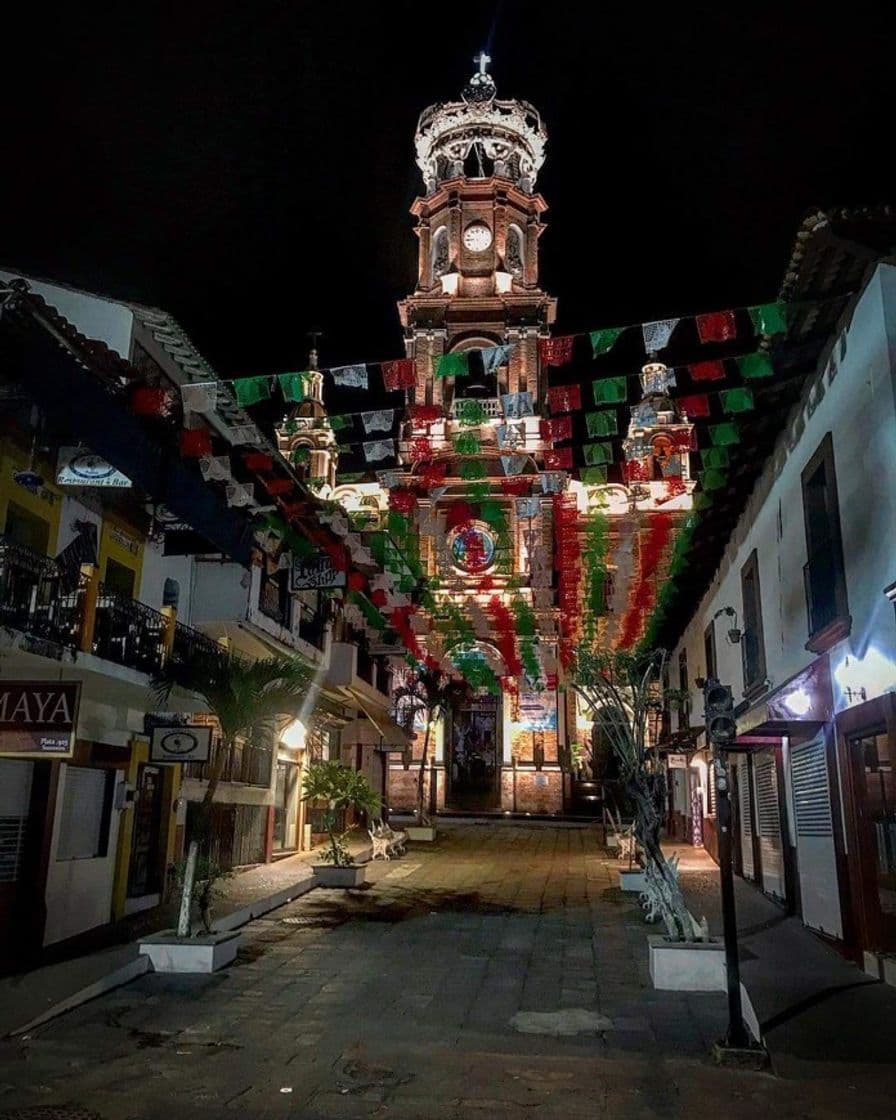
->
0, 681, 81, 758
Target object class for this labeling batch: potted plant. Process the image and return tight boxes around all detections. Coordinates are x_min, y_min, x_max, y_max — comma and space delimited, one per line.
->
303, 760, 381, 886
572, 647, 719, 991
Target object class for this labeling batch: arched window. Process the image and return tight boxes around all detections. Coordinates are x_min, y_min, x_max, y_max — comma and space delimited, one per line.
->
431, 227, 449, 281
506, 224, 525, 278
162, 578, 180, 610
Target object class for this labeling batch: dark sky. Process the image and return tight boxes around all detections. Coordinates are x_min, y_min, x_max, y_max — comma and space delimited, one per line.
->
5, 2, 891, 382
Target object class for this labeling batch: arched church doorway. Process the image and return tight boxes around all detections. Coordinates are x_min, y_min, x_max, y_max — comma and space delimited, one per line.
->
446, 691, 502, 811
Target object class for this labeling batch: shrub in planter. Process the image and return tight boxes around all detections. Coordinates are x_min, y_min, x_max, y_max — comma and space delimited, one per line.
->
303, 760, 380, 871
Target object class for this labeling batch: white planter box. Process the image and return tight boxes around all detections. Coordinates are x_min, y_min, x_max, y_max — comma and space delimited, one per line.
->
649, 935, 726, 991
606, 834, 621, 851
139, 930, 241, 974
405, 826, 437, 842
313, 864, 367, 888
618, 869, 647, 892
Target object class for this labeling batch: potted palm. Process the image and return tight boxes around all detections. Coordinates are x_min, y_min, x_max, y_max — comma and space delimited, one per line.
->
139, 649, 315, 972
303, 760, 380, 886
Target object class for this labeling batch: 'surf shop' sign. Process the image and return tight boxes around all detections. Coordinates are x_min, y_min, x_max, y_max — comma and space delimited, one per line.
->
0, 681, 81, 758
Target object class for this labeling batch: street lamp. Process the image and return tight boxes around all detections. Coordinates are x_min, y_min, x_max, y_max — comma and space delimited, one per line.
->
703, 679, 751, 1051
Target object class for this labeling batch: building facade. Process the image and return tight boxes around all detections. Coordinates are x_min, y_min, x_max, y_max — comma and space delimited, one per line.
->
667, 253, 896, 974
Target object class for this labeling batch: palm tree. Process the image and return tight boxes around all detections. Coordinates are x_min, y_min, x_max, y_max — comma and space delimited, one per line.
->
394, 665, 461, 826
153, 649, 316, 934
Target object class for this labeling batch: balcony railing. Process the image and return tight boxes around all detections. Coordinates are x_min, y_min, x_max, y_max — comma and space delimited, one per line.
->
183, 738, 273, 787
0, 534, 222, 680
450, 397, 503, 420
0, 539, 81, 648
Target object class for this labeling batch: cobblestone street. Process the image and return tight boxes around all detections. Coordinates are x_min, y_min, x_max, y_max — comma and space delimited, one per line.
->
0, 825, 892, 1119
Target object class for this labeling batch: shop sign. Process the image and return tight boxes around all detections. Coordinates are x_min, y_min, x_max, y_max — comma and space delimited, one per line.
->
667, 753, 688, 769
0, 681, 81, 758
57, 447, 132, 489
517, 690, 557, 731
149, 725, 212, 764
291, 553, 347, 590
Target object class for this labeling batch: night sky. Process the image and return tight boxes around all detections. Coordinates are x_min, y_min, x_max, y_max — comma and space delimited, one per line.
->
5, 3, 891, 385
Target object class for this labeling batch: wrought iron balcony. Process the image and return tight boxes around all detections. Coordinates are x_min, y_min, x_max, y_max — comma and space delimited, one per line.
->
0, 537, 80, 649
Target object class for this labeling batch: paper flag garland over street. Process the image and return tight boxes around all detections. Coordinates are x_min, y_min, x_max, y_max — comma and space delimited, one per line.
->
677, 394, 711, 418
225, 481, 254, 507
584, 442, 613, 465
696, 311, 736, 343
689, 360, 725, 382
544, 448, 572, 470
232, 376, 271, 407
586, 411, 618, 438
330, 364, 368, 389
482, 344, 515, 375
641, 319, 679, 353
381, 359, 416, 391
501, 391, 533, 419
737, 353, 775, 379
500, 455, 527, 476
180, 381, 218, 414
363, 439, 395, 462
748, 302, 787, 336
539, 336, 575, 368
436, 351, 470, 378
547, 384, 582, 413
720, 387, 754, 414
199, 455, 232, 482
361, 409, 394, 434
278, 372, 308, 403
592, 377, 628, 405
589, 327, 623, 357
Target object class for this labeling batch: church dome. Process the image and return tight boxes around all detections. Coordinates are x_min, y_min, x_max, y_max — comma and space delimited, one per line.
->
414, 54, 547, 195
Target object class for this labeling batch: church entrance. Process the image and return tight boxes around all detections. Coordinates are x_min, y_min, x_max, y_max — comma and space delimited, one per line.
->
447, 696, 501, 811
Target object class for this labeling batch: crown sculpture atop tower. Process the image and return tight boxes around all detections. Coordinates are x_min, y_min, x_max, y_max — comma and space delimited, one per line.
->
414, 53, 548, 195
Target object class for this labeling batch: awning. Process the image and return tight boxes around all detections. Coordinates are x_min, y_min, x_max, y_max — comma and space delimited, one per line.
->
342, 689, 412, 748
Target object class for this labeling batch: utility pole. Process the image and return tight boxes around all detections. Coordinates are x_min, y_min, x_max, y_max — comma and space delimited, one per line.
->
703, 680, 750, 1049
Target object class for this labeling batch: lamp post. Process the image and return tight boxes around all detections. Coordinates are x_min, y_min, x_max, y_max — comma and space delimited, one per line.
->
703, 679, 750, 1050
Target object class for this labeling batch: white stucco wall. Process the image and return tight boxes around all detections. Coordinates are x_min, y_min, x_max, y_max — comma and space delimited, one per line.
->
671, 263, 896, 725
43, 764, 125, 946
138, 542, 195, 619
0, 270, 134, 359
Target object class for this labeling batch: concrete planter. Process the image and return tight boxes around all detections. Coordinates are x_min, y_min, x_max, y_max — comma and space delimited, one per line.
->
649, 935, 725, 991
313, 864, 367, 888
139, 930, 241, 974
405, 826, 437, 842
618, 869, 647, 892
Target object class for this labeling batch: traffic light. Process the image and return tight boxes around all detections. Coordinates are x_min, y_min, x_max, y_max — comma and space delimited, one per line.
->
703, 680, 737, 744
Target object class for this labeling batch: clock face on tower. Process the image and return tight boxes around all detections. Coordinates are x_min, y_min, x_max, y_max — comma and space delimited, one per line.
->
463, 222, 493, 252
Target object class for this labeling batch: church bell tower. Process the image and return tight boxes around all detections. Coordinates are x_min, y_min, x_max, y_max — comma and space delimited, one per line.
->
398, 54, 557, 409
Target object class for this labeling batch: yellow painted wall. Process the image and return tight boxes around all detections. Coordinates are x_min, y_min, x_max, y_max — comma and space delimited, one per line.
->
98, 515, 144, 589
0, 444, 63, 553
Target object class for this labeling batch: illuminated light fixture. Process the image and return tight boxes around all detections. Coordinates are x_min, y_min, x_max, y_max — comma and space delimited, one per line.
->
279, 718, 307, 750
782, 686, 812, 717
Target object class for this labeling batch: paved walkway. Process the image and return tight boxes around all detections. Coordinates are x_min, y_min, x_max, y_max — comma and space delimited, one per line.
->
0, 836, 370, 1037
0, 825, 892, 1119
673, 843, 896, 1078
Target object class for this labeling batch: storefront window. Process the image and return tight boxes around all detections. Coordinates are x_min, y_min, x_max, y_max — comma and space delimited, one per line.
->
853, 730, 896, 922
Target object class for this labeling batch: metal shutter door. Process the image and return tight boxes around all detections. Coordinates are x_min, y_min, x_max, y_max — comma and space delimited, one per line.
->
737, 760, 754, 880
755, 752, 786, 901
56, 766, 107, 860
791, 737, 842, 938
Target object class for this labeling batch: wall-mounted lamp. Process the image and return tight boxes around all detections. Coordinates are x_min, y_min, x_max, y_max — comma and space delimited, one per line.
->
713, 605, 742, 644
844, 686, 867, 704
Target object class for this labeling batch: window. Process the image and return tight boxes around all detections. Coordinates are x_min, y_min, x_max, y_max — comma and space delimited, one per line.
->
431, 227, 449, 281
4, 502, 50, 555
258, 564, 292, 628
678, 649, 690, 728
104, 557, 136, 598
162, 578, 180, 609
506, 224, 525, 278
704, 621, 717, 681
801, 433, 849, 649
740, 550, 767, 694
56, 766, 114, 861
